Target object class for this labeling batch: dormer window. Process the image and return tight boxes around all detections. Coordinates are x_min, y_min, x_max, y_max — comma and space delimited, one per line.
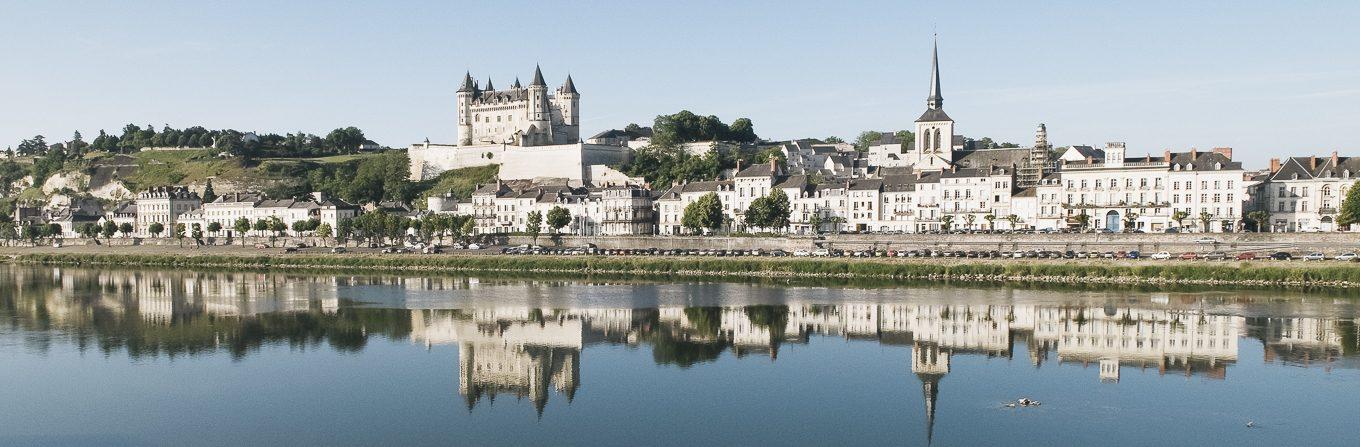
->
1345, 170, 1352, 179
1214, 162, 1222, 170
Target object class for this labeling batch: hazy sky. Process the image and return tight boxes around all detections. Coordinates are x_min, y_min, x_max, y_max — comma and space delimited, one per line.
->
3, 0, 1357, 167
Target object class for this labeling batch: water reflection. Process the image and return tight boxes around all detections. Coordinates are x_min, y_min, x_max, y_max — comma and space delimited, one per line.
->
2, 265, 1358, 440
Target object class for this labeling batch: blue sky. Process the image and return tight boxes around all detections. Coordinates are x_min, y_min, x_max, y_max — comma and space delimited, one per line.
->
2, 0, 1357, 167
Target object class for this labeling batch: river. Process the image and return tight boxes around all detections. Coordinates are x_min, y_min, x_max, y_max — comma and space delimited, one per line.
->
1, 265, 1357, 446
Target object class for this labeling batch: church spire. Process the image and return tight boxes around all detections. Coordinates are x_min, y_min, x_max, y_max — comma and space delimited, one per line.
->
485, 77, 494, 91
927, 35, 943, 110
513, 77, 522, 89
530, 64, 546, 87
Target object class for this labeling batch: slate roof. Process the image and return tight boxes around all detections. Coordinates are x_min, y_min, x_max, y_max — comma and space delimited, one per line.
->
916, 108, 953, 123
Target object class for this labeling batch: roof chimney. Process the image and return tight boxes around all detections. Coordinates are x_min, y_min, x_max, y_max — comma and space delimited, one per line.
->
1269, 158, 1281, 173
1189, 148, 1197, 160
1163, 149, 1171, 162
1212, 147, 1233, 160
1331, 151, 1339, 166
735, 159, 742, 173
1310, 156, 1318, 170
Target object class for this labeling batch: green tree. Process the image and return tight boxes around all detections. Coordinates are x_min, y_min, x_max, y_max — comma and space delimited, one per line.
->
1337, 185, 1360, 230
1074, 213, 1090, 231
963, 214, 977, 230
526, 211, 543, 243
292, 220, 310, 235
1198, 211, 1213, 232
234, 217, 252, 244
1006, 214, 1020, 230
78, 222, 99, 239
269, 217, 287, 238
1122, 212, 1139, 232
118, 222, 133, 237
173, 223, 186, 247
316, 223, 333, 240
1247, 210, 1271, 233
101, 221, 118, 239
148, 222, 164, 238
853, 131, 883, 152
201, 179, 218, 203
941, 215, 955, 232
546, 206, 571, 234
1172, 210, 1190, 229
337, 218, 354, 245
460, 216, 475, 236
984, 214, 996, 231
0, 221, 16, 240
207, 221, 222, 236
682, 192, 724, 235
325, 126, 367, 154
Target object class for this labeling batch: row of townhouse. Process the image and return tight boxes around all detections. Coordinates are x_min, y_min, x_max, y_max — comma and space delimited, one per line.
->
385, 147, 1354, 238
427, 181, 654, 236
37, 189, 360, 238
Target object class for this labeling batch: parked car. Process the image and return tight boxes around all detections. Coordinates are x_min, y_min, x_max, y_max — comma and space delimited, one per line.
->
1269, 251, 1294, 261
1303, 252, 1326, 261
793, 249, 811, 257
1126, 250, 1141, 259
467, 243, 482, 250
1234, 252, 1257, 261
812, 248, 830, 257
330, 246, 347, 254
1194, 237, 1219, 244
1203, 251, 1227, 261
1336, 252, 1358, 262
1179, 252, 1199, 260
283, 247, 297, 253
1150, 251, 1172, 260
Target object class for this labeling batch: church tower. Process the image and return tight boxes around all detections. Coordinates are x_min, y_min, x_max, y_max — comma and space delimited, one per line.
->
558, 75, 581, 143
456, 71, 476, 146
912, 343, 949, 445
913, 37, 956, 170
1018, 123, 1050, 187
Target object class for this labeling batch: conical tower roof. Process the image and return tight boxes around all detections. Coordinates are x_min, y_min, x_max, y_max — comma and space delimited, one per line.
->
530, 65, 546, 87
485, 77, 494, 91
512, 77, 522, 88
561, 74, 578, 94
457, 71, 476, 92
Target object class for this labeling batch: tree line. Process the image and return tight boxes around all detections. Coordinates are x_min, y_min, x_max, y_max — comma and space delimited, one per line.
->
7, 124, 375, 161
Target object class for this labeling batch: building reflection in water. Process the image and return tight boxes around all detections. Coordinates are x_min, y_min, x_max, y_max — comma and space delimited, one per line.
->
3, 266, 1359, 439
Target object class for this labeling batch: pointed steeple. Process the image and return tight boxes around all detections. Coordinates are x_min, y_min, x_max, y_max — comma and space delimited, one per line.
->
513, 77, 522, 89
921, 373, 940, 445
530, 64, 546, 87
927, 35, 943, 110
457, 71, 476, 93
484, 77, 494, 91
561, 74, 578, 94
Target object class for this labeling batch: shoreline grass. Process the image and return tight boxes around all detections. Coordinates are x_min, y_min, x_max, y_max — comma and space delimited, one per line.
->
7, 252, 1360, 290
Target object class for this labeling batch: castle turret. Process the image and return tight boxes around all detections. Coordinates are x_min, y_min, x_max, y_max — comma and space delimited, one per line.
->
527, 65, 551, 145
559, 74, 580, 127
484, 77, 494, 92
457, 71, 476, 145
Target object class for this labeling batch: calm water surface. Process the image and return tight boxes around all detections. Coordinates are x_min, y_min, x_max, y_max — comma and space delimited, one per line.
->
1, 265, 1358, 446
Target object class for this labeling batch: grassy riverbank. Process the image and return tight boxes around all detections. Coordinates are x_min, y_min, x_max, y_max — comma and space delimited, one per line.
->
8, 251, 1360, 289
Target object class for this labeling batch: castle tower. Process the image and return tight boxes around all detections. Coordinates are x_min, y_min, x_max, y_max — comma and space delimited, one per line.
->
456, 71, 476, 146
527, 65, 551, 146
560, 74, 580, 126
913, 36, 956, 170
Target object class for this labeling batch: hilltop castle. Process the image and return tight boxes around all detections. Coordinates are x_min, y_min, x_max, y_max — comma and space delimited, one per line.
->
455, 65, 580, 146
408, 66, 630, 185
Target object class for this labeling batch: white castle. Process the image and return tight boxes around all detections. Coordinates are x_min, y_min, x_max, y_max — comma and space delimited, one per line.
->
408, 66, 630, 184
455, 66, 580, 146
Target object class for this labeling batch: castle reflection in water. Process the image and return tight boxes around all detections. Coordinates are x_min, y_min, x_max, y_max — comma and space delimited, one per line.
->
4, 266, 1358, 428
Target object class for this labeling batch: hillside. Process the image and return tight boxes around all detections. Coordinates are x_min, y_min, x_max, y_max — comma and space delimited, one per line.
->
2, 149, 499, 214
